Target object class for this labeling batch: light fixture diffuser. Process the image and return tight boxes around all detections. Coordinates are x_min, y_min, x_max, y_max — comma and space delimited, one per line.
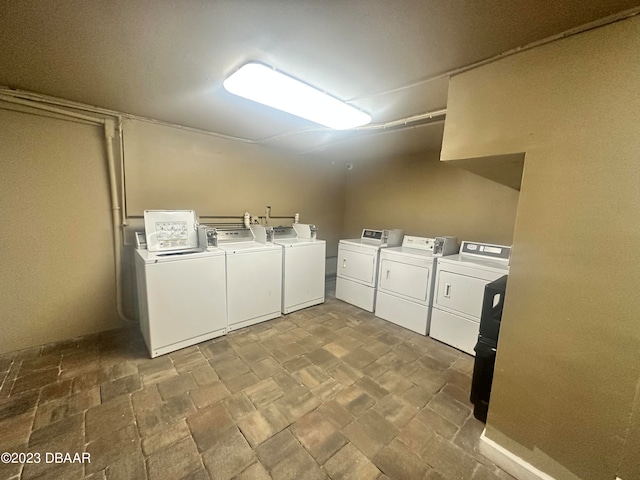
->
223, 62, 371, 130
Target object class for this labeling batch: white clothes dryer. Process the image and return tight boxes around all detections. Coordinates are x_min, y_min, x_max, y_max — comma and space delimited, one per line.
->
430, 241, 511, 356
217, 227, 283, 332
273, 224, 326, 314
335, 229, 403, 312
375, 236, 458, 335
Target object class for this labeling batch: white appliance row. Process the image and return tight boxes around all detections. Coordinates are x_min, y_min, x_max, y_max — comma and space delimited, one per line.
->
335, 227, 511, 356
135, 210, 325, 358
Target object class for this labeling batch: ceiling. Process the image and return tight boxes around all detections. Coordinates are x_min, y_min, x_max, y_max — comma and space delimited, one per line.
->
1, 1, 638, 163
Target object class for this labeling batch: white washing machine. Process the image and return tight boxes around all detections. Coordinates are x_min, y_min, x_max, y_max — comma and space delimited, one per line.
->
430, 241, 511, 356
335, 229, 403, 312
135, 210, 227, 358
273, 224, 326, 314
375, 236, 458, 335
217, 226, 283, 332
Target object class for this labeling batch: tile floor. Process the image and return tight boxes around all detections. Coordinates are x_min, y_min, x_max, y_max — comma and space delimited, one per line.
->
0, 283, 515, 480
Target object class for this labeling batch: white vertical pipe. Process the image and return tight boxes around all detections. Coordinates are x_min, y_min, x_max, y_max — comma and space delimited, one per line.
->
104, 119, 132, 322
117, 118, 128, 227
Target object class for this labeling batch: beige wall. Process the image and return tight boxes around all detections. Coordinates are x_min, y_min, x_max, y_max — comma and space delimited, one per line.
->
122, 119, 345, 229
121, 119, 346, 276
442, 16, 640, 480
342, 148, 519, 243
0, 107, 122, 354
0, 110, 347, 355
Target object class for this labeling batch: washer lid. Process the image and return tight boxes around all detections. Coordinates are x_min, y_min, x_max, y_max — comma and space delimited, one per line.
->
217, 242, 281, 253
274, 238, 325, 247
136, 247, 224, 264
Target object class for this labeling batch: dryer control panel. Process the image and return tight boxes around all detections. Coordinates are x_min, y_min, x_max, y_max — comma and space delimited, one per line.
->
361, 228, 404, 247
460, 241, 511, 261
402, 236, 435, 251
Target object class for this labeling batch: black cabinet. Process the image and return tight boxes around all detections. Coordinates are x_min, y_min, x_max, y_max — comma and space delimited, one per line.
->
470, 275, 508, 422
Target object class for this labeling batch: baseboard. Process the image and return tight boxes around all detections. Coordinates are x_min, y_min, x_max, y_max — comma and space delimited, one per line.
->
479, 429, 555, 480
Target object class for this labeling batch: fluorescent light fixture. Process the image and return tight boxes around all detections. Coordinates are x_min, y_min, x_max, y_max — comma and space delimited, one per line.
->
223, 62, 371, 130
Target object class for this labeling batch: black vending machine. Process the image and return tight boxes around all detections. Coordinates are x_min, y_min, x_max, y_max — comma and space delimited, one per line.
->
470, 275, 508, 422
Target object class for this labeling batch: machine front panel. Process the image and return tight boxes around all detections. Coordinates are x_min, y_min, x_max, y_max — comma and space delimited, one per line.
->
144, 255, 227, 348
337, 247, 377, 286
375, 290, 429, 335
226, 249, 283, 325
430, 308, 479, 356
434, 269, 504, 319
378, 259, 431, 303
335, 277, 376, 312
283, 242, 326, 311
